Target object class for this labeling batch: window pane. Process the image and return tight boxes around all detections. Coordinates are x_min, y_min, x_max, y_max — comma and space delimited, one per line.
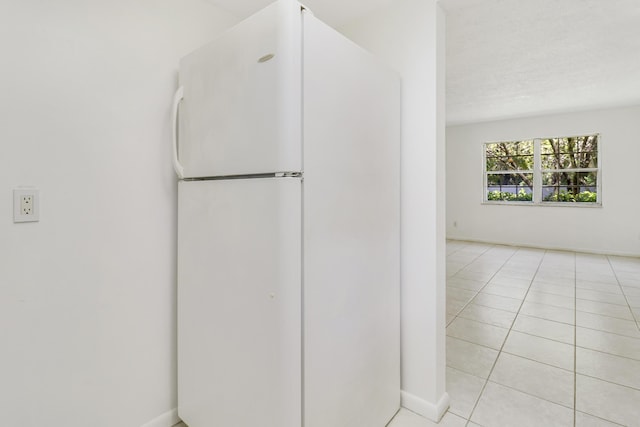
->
541, 152, 570, 169
541, 135, 598, 170
486, 140, 534, 172
486, 155, 534, 172
486, 173, 533, 201
542, 171, 598, 202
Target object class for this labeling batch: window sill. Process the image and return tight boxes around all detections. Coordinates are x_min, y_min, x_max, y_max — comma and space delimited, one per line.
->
482, 201, 602, 208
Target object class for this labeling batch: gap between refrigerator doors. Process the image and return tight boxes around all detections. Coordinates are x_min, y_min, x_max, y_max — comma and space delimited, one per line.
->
182, 172, 302, 181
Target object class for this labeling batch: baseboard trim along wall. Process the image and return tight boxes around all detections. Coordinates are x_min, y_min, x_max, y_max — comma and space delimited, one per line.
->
140, 409, 180, 427
401, 390, 450, 422
446, 237, 640, 258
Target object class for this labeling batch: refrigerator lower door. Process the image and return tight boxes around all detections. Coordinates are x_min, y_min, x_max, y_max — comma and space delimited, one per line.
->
177, 178, 302, 427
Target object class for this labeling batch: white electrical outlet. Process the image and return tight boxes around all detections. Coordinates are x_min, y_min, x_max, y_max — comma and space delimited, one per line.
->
21, 195, 33, 215
14, 188, 39, 223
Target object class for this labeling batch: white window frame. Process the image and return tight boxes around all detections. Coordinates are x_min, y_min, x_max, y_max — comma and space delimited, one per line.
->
483, 134, 602, 207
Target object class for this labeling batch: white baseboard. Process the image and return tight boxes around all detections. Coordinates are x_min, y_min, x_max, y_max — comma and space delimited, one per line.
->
446, 236, 640, 258
140, 409, 180, 427
140, 397, 450, 427
401, 390, 450, 422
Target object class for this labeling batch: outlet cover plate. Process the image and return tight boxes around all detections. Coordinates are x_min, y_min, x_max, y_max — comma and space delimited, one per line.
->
13, 188, 39, 223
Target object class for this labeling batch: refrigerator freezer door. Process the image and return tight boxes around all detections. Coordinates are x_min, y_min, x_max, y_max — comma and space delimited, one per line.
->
177, 178, 302, 427
302, 12, 401, 427
178, 0, 302, 178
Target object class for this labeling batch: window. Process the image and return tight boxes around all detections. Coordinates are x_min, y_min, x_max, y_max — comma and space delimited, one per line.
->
485, 140, 534, 202
484, 134, 600, 205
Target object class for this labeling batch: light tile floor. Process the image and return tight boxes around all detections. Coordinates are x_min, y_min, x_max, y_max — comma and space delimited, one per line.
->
445, 240, 640, 427
175, 240, 640, 427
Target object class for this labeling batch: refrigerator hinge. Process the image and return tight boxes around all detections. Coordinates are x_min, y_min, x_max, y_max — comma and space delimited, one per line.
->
275, 172, 302, 178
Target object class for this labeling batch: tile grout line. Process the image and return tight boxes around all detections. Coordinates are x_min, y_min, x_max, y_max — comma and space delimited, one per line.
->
575, 371, 640, 393
449, 325, 640, 366
457, 255, 536, 317
574, 411, 627, 427
477, 377, 575, 411
446, 242, 495, 272
463, 247, 547, 427
574, 309, 639, 327
448, 337, 574, 373
445, 240, 482, 257
447, 243, 513, 328
448, 345, 640, 416
573, 251, 577, 427
445, 242, 504, 427
606, 255, 640, 332
455, 244, 526, 427
574, 340, 640, 361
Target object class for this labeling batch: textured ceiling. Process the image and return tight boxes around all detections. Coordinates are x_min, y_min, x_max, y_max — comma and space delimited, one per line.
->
441, 0, 640, 124
203, 0, 640, 125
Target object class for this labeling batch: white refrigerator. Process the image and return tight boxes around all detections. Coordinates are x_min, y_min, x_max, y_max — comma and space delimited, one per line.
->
173, 1, 400, 426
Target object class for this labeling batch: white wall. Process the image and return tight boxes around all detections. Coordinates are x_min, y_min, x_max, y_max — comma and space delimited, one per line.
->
0, 2, 236, 426
340, 1, 449, 421
447, 105, 640, 257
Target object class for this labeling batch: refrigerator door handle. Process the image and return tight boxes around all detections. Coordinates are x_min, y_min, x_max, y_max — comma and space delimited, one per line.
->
172, 86, 185, 179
